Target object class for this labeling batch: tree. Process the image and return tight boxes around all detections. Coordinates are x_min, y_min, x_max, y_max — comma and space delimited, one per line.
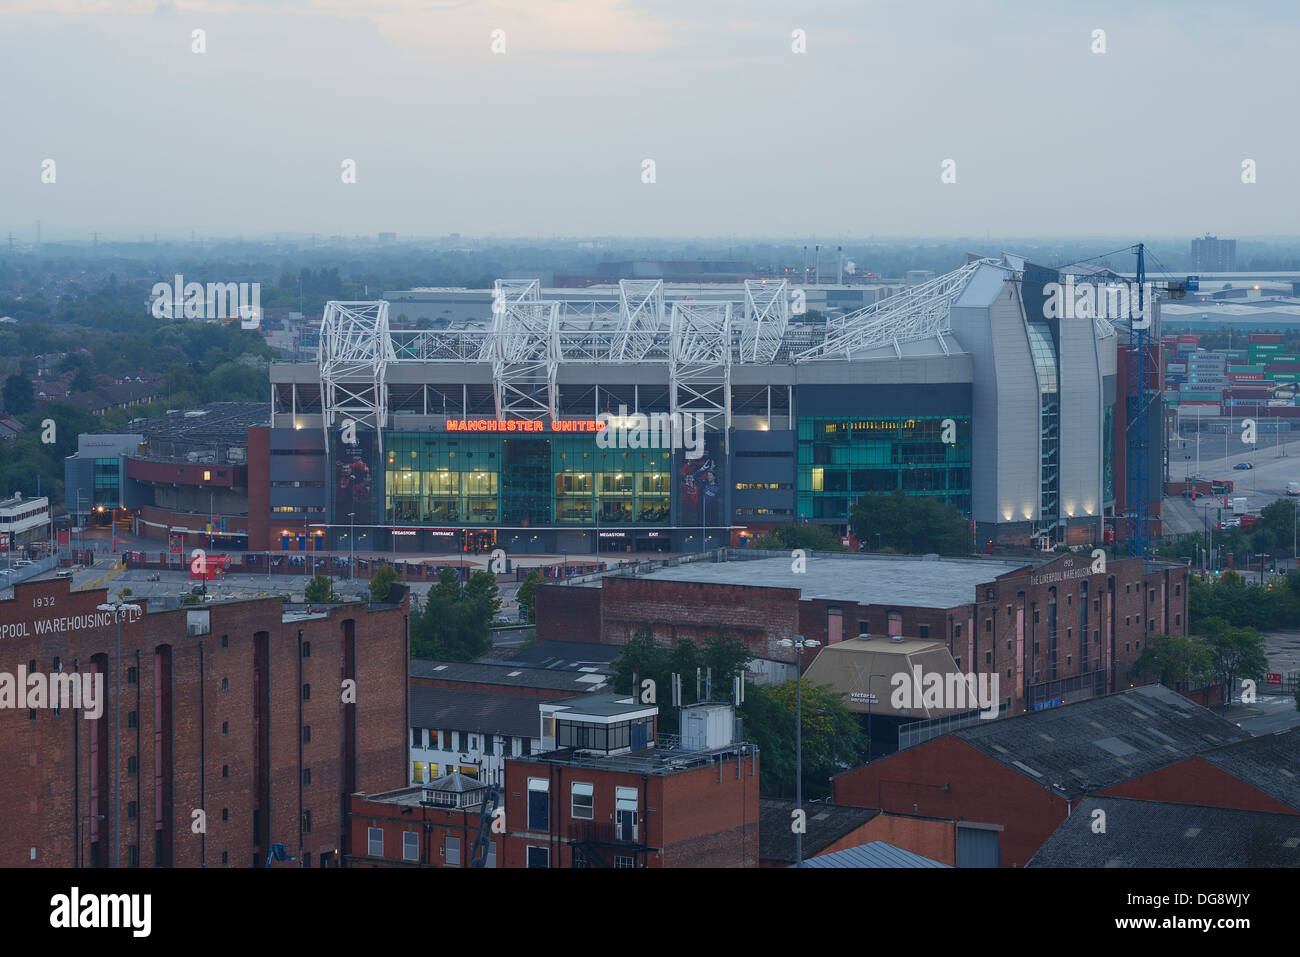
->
304, 575, 339, 603
369, 564, 398, 602
463, 570, 501, 620
1129, 632, 1214, 692
515, 570, 542, 623
3, 374, 33, 415
69, 367, 94, 393
611, 628, 752, 735
409, 568, 496, 662
749, 524, 844, 551
741, 680, 869, 798
850, 489, 972, 555
1197, 617, 1268, 708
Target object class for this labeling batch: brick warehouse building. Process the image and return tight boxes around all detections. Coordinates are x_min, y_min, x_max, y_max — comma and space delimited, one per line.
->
0, 578, 409, 868
830, 685, 1248, 867
535, 550, 1191, 714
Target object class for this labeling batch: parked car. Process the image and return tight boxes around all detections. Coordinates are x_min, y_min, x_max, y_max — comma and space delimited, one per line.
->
1287, 482, 1300, 496
1234, 462, 1253, 470
14, 559, 32, 567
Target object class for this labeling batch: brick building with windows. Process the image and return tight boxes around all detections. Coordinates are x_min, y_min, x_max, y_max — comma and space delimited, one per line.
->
347, 773, 497, 868
536, 550, 1190, 715
0, 578, 408, 868
504, 695, 759, 868
349, 693, 761, 868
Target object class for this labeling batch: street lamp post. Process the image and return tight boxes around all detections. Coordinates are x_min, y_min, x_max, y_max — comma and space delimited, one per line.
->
96, 599, 141, 868
348, 512, 356, 582
777, 634, 821, 868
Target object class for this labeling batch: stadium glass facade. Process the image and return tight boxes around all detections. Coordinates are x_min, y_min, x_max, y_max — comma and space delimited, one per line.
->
382, 434, 674, 530
796, 414, 972, 521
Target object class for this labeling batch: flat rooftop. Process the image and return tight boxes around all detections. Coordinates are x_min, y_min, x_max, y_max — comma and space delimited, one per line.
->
412, 658, 611, 691
577, 553, 1031, 610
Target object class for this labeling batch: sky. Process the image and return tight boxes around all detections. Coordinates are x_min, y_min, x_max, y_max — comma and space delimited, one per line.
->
1, 0, 1297, 240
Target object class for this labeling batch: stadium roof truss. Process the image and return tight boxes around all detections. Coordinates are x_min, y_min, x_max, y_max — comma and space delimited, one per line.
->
318, 300, 391, 457
670, 300, 732, 432
740, 279, 789, 363
314, 259, 1062, 429
491, 279, 557, 420
795, 258, 991, 362
614, 279, 668, 361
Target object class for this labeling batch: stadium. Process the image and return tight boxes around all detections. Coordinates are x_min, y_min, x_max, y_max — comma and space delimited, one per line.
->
264, 254, 1150, 555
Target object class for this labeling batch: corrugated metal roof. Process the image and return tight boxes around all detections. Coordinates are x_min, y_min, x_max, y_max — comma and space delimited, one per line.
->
793, 841, 949, 868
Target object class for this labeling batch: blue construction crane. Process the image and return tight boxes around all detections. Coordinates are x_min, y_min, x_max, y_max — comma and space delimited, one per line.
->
1126, 243, 1152, 561
1126, 242, 1185, 563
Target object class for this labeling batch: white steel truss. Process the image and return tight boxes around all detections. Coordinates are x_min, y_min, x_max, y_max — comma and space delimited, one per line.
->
553, 299, 623, 364
798, 259, 991, 361
670, 300, 731, 432
740, 279, 790, 362
319, 301, 390, 456
614, 280, 667, 361
316, 264, 1014, 435
491, 279, 556, 419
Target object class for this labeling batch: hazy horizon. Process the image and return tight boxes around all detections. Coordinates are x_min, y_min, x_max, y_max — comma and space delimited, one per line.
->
3, 0, 1298, 239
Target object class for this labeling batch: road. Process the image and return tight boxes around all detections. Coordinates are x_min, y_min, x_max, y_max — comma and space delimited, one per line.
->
1164, 432, 1300, 536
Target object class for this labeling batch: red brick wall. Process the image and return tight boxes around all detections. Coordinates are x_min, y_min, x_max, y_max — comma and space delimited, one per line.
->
660, 752, 760, 868
859, 813, 957, 866
346, 792, 490, 867
502, 751, 759, 868
831, 735, 1068, 867
0, 579, 407, 868
600, 577, 802, 664
535, 583, 603, 643
1100, 757, 1300, 816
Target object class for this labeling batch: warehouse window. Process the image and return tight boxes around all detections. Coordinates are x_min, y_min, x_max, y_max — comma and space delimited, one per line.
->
368, 827, 383, 858
528, 778, 550, 830
527, 846, 549, 868
403, 832, 419, 863
445, 836, 461, 866
571, 781, 594, 820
